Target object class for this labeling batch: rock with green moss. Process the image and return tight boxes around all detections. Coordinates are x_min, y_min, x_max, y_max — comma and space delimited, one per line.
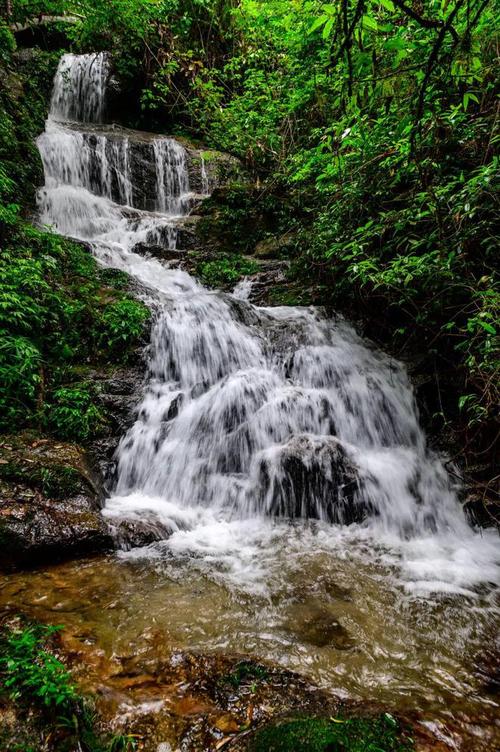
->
248, 714, 414, 752
0, 433, 112, 570
188, 147, 249, 194
253, 231, 297, 260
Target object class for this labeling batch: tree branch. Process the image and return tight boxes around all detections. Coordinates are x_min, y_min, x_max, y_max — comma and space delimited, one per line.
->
412, 0, 466, 150
391, 0, 459, 42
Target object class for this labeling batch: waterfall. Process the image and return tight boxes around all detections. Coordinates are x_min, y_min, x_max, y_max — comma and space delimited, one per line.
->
50, 53, 109, 124
200, 154, 210, 196
38, 52, 193, 248
153, 138, 190, 214
36, 53, 499, 597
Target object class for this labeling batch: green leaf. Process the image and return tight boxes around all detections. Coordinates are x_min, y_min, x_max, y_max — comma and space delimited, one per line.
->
478, 320, 496, 335
362, 14, 378, 32
323, 18, 334, 39
308, 15, 329, 34
462, 92, 480, 110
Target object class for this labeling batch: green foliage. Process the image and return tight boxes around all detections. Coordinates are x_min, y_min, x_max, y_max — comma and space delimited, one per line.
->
250, 713, 414, 752
96, 297, 149, 357
0, 21, 16, 64
0, 624, 77, 714
107, 734, 138, 752
46, 383, 106, 442
0, 222, 148, 435
99, 267, 132, 290
0, 621, 139, 751
197, 254, 259, 288
222, 661, 268, 689
0, 335, 41, 429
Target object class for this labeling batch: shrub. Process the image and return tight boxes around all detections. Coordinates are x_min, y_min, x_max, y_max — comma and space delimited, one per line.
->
95, 297, 149, 358
46, 383, 106, 442
198, 254, 259, 288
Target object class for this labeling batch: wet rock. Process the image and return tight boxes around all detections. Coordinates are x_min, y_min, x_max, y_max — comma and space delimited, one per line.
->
253, 232, 296, 260
132, 242, 186, 262
83, 365, 144, 484
241, 262, 289, 305
175, 215, 203, 251
101, 651, 344, 752
255, 435, 367, 523
69, 124, 247, 212
0, 433, 112, 570
285, 604, 355, 650
107, 517, 175, 550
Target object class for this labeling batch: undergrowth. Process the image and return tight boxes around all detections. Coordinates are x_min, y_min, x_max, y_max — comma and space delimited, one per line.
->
0, 223, 149, 439
197, 254, 259, 289
0, 621, 137, 752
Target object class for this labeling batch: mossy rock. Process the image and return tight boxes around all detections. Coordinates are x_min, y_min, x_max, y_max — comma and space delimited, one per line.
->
0, 432, 111, 570
253, 231, 297, 260
248, 714, 414, 752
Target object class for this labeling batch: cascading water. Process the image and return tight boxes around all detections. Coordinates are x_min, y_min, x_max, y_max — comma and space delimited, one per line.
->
50, 53, 109, 124
153, 137, 191, 214
36, 52, 499, 599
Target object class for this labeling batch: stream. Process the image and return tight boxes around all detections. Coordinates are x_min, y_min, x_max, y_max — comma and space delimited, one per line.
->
2, 52, 499, 749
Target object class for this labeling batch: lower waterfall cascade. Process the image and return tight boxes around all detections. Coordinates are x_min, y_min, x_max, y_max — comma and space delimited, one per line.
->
36, 51, 500, 601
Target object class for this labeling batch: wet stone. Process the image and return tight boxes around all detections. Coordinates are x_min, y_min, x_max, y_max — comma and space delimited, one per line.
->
0, 433, 112, 570
255, 435, 367, 523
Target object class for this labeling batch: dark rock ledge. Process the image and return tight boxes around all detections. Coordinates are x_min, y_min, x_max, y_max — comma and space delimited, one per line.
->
0, 432, 112, 570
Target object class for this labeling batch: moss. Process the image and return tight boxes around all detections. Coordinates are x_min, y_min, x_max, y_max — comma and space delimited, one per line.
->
0, 433, 95, 500
200, 149, 221, 161
249, 714, 414, 752
0, 461, 85, 499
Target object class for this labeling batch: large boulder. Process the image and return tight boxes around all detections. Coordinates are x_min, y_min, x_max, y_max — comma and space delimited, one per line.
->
254, 434, 368, 523
0, 433, 112, 570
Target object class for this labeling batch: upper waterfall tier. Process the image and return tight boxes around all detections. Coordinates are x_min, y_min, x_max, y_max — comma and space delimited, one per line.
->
40, 52, 245, 220
50, 52, 109, 124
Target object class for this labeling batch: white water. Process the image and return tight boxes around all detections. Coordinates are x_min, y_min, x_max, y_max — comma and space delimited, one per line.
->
36, 53, 500, 600
50, 52, 109, 123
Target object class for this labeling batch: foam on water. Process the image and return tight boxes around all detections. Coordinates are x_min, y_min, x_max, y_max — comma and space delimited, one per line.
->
36, 52, 500, 602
